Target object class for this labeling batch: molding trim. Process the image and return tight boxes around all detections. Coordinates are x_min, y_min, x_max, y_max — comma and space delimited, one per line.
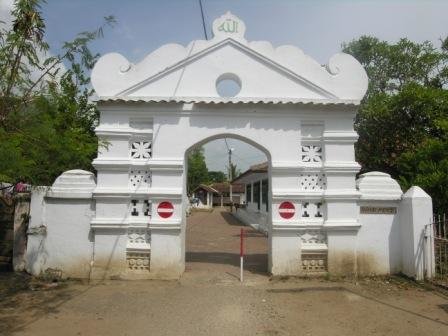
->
323, 219, 361, 231
95, 126, 153, 138
323, 190, 361, 200
272, 191, 324, 200
91, 218, 181, 231
359, 195, 402, 201
93, 158, 184, 171
45, 190, 93, 199
272, 221, 323, 229
322, 131, 359, 142
323, 162, 361, 173
93, 188, 182, 200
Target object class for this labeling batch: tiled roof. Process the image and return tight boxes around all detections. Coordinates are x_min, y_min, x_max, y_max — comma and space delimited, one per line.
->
210, 182, 245, 194
96, 96, 360, 106
193, 184, 219, 194
232, 161, 268, 183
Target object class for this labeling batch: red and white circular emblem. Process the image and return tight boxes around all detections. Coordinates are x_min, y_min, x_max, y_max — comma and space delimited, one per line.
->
279, 201, 295, 219
157, 201, 174, 219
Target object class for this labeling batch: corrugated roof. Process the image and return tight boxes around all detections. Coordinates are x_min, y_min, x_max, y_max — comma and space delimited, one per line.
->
211, 182, 245, 194
232, 161, 268, 183
249, 162, 268, 171
193, 184, 220, 194
96, 96, 360, 106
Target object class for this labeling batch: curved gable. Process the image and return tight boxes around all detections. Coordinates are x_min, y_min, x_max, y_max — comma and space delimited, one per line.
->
92, 12, 368, 104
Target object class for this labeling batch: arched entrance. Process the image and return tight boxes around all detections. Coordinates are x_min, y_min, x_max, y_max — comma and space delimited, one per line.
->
183, 135, 272, 278
88, 12, 369, 279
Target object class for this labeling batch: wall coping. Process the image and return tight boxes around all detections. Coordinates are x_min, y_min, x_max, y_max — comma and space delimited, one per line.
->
46, 170, 96, 199
356, 171, 402, 201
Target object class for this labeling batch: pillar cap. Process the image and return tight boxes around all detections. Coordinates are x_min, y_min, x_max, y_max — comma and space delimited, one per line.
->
46, 170, 96, 199
356, 171, 402, 201
402, 186, 431, 199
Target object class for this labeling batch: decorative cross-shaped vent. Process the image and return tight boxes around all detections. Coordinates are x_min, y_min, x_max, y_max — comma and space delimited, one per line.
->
131, 141, 152, 159
301, 145, 322, 163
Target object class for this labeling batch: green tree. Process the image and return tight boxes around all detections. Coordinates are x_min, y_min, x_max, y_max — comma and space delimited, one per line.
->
208, 171, 226, 183
343, 36, 448, 211
0, 0, 114, 184
398, 130, 448, 212
227, 162, 241, 181
187, 147, 209, 194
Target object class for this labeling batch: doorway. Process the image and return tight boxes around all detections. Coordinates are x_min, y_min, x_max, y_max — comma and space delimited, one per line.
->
183, 136, 272, 280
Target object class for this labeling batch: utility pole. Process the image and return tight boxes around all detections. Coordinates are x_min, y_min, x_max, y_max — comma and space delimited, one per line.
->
228, 147, 233, 206
225, 138, 234, 209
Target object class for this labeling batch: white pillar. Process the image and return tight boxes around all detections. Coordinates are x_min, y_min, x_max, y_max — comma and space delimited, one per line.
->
26, 170, 96, 279
399, 186, 433, 280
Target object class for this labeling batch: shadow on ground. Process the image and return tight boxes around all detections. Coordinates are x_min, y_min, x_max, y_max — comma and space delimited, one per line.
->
186, 252, 268, 275
219, 211, 249, 226
0, 272, 85, 336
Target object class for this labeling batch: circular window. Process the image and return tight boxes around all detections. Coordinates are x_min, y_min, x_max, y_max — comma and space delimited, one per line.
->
216, 73, 241, 97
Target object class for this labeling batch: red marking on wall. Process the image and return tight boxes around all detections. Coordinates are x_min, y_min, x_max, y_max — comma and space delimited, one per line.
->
157, 201, 174, 219
279, 201, 295, 219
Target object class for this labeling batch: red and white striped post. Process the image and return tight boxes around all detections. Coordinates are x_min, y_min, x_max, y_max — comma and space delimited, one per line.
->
240, 228, 244, 282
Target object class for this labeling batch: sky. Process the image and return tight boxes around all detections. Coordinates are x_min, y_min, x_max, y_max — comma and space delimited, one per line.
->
1, 0, 447, 173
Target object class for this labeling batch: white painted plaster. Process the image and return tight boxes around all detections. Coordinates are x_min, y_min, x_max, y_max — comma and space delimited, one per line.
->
25, 170, 95, 278
25, 12, 435, 280
399, 186, 433, 280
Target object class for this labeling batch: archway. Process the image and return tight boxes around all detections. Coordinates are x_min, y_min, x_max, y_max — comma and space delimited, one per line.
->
182, 134, 272, 279
84, 11, 369, 280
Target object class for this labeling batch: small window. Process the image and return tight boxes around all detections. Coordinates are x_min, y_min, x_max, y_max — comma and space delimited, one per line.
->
253, 181, 261, 210
262, 179, 269, 212
216, 73, 241, 97
246, 184, 252, 202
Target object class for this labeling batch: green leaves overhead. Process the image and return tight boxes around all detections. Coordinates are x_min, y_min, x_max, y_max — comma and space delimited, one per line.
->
0, 0, 114, 185
343, 36, 448, 97
187, 147, 209, 194
344, 36, 448, 212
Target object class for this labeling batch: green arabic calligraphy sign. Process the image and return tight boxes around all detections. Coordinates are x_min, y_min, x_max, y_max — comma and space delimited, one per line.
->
218, 19, 239, 34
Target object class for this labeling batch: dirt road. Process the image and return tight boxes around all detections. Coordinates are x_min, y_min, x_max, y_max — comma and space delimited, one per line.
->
1, 209, 448, 336
184, 208, 268, 283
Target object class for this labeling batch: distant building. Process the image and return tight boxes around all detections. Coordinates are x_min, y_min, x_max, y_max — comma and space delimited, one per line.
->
191, 184, 218, 208
232, 162, 269, 232
210, 182, 244, 206
192, 182, 244, 209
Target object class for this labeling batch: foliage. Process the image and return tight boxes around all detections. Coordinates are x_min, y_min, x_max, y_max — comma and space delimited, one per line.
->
342, 36, 448, 98
0, 0, 114, 184
187, 147, 209, 194
343, 36, 448, 212
228, 162, 240, 181
208, 171, 226, 183
398, 134, 448, 212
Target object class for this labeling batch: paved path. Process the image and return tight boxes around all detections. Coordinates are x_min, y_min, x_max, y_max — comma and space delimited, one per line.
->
2, 210, 448, 335
184, 209, 268, 284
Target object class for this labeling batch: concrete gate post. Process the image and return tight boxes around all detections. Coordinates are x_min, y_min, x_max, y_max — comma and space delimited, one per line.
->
399, 186, 433, 280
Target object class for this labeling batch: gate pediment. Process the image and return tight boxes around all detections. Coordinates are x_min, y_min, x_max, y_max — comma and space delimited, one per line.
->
92, 12, 368, 104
